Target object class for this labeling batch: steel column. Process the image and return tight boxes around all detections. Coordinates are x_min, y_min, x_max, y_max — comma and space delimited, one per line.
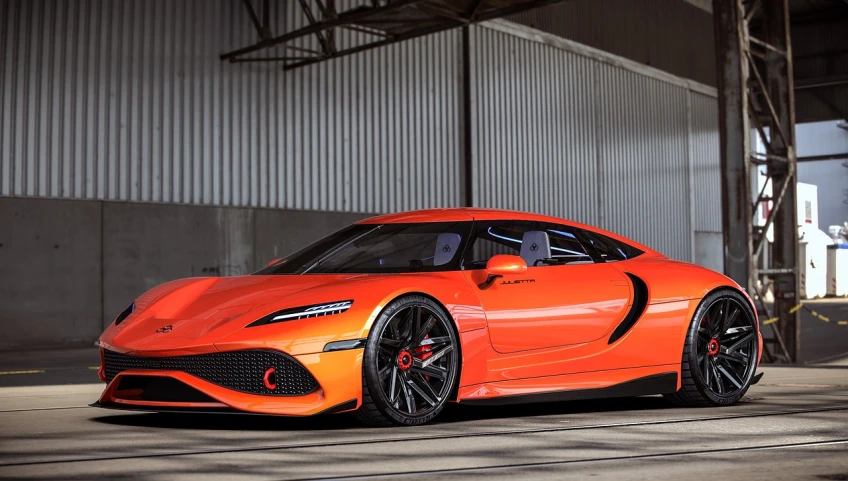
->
763, 0, 800, 362
714, 0, 752, 296
713, 0, 799, 362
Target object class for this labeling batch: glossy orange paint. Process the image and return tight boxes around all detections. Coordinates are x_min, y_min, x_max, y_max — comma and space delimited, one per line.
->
467, 262, 631, 352
97, 208, 762, 416
485, 254, 528, 276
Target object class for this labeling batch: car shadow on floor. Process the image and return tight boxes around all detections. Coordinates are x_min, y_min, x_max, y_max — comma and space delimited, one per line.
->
89, 395, 682, 431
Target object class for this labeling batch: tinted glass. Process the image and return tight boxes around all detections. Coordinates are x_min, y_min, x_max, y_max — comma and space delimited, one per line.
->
255, 222, 473, 274
580, 230, 644, 261
463, 221, 595, 269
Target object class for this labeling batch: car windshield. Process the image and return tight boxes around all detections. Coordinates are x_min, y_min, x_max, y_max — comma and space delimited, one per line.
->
255, 222, 474, 274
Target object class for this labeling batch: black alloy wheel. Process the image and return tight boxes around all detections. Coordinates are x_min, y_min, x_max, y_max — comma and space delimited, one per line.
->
665, 289, 759, 407
356, 295, 460, 426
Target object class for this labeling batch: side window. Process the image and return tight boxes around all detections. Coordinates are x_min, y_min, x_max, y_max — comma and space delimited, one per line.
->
580, 230, 644, 262
462, 223, 526, 269
462, 222, 596, 269
545, 226, 594, 264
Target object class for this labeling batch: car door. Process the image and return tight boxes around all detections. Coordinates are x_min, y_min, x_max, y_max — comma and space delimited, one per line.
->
462, 221, 632, 353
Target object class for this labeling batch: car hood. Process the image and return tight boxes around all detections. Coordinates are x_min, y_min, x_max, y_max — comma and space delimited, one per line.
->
100, 274, 373, 354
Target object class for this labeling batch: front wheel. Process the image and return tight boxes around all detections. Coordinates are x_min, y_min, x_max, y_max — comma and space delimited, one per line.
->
664, 289, 759, 407
356, 295, 460, 426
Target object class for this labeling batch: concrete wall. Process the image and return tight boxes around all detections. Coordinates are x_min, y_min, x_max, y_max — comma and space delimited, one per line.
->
0, 197, 369, 349
0, 198, 103, 348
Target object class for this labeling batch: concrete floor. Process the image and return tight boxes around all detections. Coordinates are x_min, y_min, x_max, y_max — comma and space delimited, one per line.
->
0, 364, 846, 480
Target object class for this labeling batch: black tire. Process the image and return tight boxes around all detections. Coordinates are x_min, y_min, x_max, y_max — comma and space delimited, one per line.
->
355, 295, 460, 426
664, 288, 759, 407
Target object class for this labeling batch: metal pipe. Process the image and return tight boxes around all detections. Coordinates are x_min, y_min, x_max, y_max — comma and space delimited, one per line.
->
796, 153, 848, 162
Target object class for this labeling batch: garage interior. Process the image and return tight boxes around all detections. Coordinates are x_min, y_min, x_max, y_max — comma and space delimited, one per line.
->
2, 0, 846, 357
1, 0, 847, 478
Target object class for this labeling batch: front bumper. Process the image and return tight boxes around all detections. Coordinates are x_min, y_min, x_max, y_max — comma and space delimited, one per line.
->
96, 348, 363, 416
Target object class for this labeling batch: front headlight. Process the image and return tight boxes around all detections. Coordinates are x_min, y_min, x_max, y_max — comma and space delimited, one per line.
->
114, 302, 135, 325
247, 300, 353, 327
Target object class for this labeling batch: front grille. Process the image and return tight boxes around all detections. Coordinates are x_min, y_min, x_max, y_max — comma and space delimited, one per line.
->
103, 349, 319, 396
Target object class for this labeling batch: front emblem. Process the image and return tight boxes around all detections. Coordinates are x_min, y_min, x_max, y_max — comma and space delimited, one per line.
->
156, 325, 173, 333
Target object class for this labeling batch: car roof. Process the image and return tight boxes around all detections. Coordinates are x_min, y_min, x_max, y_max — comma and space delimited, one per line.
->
357, 208, 659, 256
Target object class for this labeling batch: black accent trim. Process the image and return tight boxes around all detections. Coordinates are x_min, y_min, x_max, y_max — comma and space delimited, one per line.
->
90, 399, 359, 417
460, 372, 678, 406
322, 339, 366, 352
608, 273, 649, 344
478, 273, 502, 289
116, 375, 219, 403
91, 402, 240, 415
316, 399, 358, 415
751, 372, 764, 385
114, 302, 134, 325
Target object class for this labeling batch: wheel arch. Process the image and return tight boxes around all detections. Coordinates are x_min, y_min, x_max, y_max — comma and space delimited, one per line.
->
373, 290, 464, 402
702, 284, 759, 326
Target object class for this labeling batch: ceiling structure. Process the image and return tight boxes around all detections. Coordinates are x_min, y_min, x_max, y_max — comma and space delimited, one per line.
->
753, 0, 848, 122
221, 0, 565, 70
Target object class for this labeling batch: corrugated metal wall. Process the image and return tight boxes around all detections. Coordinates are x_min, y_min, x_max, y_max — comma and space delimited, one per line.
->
470, 23, 716, 261
0, 0, 724, 262
690, 92, 722, 233
470, 26, 600, 224
596, 63, 691, 261
0, 0, 463, 213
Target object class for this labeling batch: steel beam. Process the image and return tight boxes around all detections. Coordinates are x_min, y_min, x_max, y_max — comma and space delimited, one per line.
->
763, 0, 800, 362
221, 0, 567, 69
220, 0, 424, 61
714, 0, 753, 294
460, 26, 473, 207
714, 0, 798, 362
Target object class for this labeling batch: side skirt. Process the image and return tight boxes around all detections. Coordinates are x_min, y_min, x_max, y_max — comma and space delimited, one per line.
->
459, 372, 679, 406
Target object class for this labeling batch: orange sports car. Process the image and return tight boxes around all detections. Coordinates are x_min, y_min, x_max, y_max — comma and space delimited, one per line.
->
96, 208, 763, 426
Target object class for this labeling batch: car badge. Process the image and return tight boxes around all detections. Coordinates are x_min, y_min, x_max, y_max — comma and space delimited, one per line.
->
156, 325, 173, 333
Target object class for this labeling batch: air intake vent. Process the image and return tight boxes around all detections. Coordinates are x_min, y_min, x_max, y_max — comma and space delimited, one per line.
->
608, 273, 649, 344
103, 349, 319, 396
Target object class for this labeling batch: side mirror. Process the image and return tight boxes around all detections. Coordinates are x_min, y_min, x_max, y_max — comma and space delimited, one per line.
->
481, 254, 527, 288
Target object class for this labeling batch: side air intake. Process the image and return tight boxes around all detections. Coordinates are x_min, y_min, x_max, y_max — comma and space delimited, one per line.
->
608, 273, 649, 344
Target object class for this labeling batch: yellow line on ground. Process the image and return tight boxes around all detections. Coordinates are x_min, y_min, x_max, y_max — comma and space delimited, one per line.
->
0, 370, 45, 376
88, 366, 99, 370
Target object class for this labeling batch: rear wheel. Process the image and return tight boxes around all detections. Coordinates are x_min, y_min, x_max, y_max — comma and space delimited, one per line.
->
356, 295, 460, 426
664, 289, 758, 407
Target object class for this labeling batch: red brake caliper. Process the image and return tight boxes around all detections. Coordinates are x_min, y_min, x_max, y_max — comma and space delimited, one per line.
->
414, 334, 433, 381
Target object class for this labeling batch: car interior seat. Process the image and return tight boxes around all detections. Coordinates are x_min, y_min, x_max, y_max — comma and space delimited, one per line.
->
519, 231, 552, 266
434, 233, 462, 266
